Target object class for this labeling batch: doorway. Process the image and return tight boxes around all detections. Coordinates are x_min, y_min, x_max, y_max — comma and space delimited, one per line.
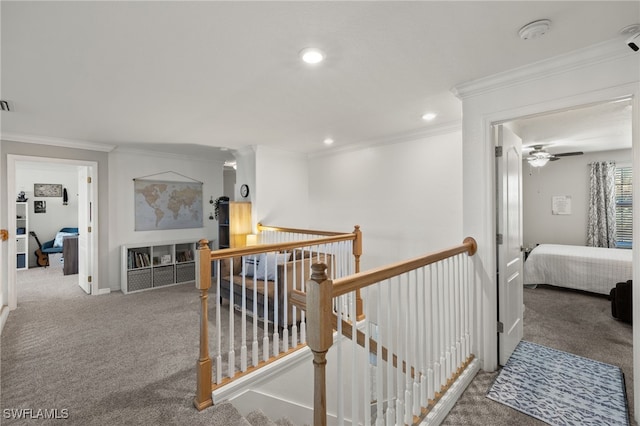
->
6, 155, 98, 309
496, 98, 633, 363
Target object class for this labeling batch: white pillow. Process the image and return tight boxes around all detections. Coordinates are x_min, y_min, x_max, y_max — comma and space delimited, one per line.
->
240, 255, 260, 277
255, 252, 290, 281
53, 231, 78, 248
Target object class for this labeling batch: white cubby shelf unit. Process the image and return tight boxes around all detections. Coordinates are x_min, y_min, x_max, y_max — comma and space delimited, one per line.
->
121, 240, 198, 294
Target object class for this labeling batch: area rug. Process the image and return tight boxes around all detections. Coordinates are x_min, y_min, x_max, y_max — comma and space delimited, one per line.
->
486, 340, 629, 425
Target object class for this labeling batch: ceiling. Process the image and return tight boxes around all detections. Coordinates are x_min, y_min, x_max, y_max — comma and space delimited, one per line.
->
1, 1, 638, 157
513, 98, 633, 155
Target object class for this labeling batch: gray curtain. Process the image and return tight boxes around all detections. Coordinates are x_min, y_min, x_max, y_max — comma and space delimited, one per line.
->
587, 161, 616, 248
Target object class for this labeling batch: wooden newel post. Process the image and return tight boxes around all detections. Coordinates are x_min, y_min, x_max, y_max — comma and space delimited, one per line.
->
306, 263, 333, 426
194, 239, 213, 410
353, 225, 365, 320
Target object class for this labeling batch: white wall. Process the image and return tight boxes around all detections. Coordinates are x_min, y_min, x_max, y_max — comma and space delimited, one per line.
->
523, 149, 632, 247
255, 146, 309, 230
108, 149, 224, 290
15, 163, 79, 267
308, 130, 463, 270
457, 40, 640, 383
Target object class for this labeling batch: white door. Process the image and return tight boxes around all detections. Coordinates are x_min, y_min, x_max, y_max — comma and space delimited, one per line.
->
496, 124, 524, 365
77, 166, 92, 294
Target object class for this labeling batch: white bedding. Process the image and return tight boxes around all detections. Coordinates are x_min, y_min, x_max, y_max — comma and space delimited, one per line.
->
523, 244, 632, 295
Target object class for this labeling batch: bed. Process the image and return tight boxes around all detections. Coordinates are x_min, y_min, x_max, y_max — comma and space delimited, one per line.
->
523, 244, 633, 295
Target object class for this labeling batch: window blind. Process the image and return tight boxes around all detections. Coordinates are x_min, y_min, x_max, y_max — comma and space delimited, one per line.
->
615, 166, 632, 248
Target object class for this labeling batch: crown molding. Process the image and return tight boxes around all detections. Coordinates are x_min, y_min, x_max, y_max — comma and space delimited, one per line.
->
308, 120, 462, 159
451, 38, 632, 100
112, 145, 227, 164
1, 132, 116, 152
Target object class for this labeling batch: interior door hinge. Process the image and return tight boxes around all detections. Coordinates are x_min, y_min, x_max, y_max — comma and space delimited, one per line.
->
87, 177, 92, 184
496, 233, 503, 245
88, 226, 92, 233
495, 146, 503, 157
497, 321, 504, 333
88, 276, 92, 283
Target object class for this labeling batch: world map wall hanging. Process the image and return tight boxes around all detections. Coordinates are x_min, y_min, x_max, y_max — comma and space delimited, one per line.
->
134, 177, 203, 231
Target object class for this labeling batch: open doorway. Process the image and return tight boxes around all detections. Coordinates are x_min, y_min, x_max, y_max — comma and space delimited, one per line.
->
6, 155, 98, 308
496, 98, 634, 410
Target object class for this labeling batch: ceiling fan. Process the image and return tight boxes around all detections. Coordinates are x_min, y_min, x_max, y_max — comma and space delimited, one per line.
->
525, 145, 583, 167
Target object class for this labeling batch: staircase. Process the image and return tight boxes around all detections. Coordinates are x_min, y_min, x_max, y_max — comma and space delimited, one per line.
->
209, 402, 297, 426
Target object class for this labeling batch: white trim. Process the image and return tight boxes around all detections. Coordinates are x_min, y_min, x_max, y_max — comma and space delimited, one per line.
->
420, 358, 481, 425
212, 345, 313, 404
6, 155, 100, 306
97, 288, 111, 295
452, 39, 631, 100
1, 133, 115, 152
112, 146, 228, 163
0, 305, 10, 334
309, 120, 462, 159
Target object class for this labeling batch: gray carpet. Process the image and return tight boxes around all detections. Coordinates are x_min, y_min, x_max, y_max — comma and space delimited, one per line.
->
1, 267, 293, 425
443, 285, 635, 425
2, 270, 634, 425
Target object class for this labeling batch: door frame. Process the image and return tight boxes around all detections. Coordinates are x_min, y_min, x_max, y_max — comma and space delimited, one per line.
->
488, 84, 638, 402
6, 155, 99, 309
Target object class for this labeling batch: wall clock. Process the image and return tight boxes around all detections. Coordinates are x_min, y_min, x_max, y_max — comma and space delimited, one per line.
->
240, 184, 250, 198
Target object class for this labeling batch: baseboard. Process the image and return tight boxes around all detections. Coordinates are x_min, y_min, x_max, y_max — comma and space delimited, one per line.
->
97, 288, 111, 295
420, 358, 481, 425
0, 305, 11, 335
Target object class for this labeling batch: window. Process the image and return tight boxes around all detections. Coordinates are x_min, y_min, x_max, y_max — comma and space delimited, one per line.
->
615, 165, 632, 248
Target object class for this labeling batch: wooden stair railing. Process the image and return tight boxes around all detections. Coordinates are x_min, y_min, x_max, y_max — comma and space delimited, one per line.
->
193, 225, 363, 411
293, 237, 478, 426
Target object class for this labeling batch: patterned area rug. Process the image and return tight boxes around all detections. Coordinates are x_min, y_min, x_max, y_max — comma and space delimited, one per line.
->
487, 341, 629, 425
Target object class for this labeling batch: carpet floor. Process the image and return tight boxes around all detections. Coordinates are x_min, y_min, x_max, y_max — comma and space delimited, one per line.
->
2, 271, 635, 425
443, 285, 635, 425
1, 268, 292, 425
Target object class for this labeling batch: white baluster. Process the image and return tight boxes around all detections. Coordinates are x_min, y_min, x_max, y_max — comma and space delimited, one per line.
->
363, 287, 371, 426
376, 284, 384, 426
337, 307, 344, 426
240, 265, 247, 372
228, 259, 235, 378
252, 273, 259, 367
351, 294, 359, 426
215, 260, 223, 384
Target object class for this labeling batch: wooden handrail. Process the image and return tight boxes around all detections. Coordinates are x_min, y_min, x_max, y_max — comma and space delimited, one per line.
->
257, 223, 348, 237
332, 237, 476, 298
208, 234, 356, 260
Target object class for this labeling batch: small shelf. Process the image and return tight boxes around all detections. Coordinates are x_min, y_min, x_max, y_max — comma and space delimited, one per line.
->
16, 202, 28, 270
121, 239, 198, 294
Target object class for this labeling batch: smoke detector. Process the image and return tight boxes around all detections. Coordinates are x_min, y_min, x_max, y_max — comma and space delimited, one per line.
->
519, 19, 552, 40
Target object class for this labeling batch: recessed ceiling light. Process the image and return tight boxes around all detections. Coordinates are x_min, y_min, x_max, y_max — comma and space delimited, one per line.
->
300, 48, 325, 64
323, 138, 334, 145
422, 112, 437, 121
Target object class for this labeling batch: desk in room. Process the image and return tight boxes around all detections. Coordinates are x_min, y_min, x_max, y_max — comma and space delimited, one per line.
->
63, 236, 78, 275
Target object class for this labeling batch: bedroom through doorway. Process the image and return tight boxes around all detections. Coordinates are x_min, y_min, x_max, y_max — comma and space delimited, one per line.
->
7, 155, 98, 308
498, 97, 635, 414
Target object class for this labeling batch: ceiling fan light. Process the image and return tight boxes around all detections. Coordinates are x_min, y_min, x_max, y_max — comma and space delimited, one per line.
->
528, 157, 550, 167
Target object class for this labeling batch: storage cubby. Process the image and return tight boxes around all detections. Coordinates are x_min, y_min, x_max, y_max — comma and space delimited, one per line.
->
121, 240, 198, 294
16, 202, 28, 270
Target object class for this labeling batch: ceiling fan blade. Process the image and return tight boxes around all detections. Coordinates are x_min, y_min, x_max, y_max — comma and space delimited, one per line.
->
549, 156, 561, 161
554, 151, 583, 157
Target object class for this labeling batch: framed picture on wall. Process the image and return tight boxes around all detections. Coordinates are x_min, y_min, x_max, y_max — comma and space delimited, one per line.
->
34, 183, 63, 197
34, 200, 46, 214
